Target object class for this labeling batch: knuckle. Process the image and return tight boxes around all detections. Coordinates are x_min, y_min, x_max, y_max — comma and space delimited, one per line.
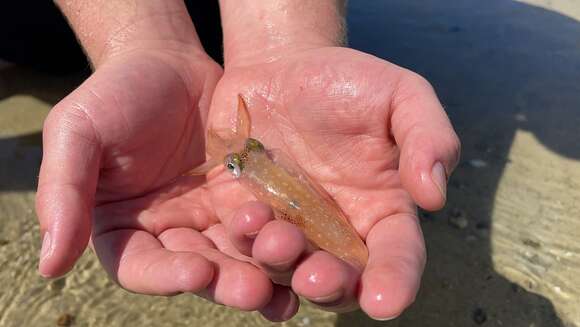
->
34, 190, 51, 227
46, 97, 101, 146
404, 71, 434, 92
446, 132, 462, 170
392, 70, 436, 111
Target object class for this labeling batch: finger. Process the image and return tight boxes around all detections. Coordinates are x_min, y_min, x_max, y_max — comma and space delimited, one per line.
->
359, 213, 425, 320
93, 229, 215, 295
252, 220, 308, 285
36, 103, 101, 278
160, 227, 273, 311
227, 201, 275, 256
92, 181, 216, 236
259, 285, 300, 322
157, 227, 216, 250
390, 73, 461, 210
292, 251, 360, 312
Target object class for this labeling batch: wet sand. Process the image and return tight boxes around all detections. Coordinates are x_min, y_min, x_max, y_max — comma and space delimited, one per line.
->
1, 0, 579, 326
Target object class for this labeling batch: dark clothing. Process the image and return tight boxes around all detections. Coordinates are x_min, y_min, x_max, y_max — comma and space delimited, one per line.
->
0, 1, 222, 73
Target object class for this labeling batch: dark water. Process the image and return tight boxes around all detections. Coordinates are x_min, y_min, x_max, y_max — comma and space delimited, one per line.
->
342, 1, 580, 326
347, 0, 580, 159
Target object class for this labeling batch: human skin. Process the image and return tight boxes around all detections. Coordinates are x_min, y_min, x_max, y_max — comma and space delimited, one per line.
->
214, 0, 460, 320
36, 0, 460, 322
37, 0, 280, 316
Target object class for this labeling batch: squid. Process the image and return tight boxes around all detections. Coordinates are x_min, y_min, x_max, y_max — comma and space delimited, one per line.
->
187, 95, 368, 270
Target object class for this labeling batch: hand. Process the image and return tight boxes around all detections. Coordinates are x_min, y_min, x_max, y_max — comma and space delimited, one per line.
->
209, 46, 461, 319
37, 1, 311, 318
41, 20, 306, 322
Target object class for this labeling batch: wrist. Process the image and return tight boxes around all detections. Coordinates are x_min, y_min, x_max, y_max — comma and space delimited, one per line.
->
219, 0, 346, 67
56, 0, 207, 67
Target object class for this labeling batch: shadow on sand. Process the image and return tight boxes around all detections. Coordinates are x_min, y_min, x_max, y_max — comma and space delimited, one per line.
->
0, 64, 84, 192
337, 0, 579, 326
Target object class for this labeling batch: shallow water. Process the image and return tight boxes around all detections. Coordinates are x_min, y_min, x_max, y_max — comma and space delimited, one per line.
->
1, 0, 580, 326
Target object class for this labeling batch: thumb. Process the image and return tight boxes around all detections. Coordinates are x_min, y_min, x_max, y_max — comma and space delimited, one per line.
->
390, 73, 461, 211
36, 99, 101, 278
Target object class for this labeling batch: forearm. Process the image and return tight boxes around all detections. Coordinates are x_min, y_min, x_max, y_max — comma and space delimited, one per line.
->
218, 0, 347, 67
55, 0, 204, 67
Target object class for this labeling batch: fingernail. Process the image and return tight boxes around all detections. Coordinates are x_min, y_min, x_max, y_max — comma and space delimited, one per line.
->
371, 315, 398, 321
244, 231, 259, 239
40, 231, 52, 263
431, 162, 447, 201
310, 289, 343, 303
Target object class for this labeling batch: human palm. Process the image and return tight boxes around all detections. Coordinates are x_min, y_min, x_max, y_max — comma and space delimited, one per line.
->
207, 47, 460, 318
213, 47, 417, 237
37, 45, 459, 321
88, 54, 214, 200
37, 50, 283, 310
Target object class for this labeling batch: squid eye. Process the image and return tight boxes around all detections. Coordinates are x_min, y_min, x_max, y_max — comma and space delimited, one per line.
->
224, 154, 243, 178
229, 163, 242, 178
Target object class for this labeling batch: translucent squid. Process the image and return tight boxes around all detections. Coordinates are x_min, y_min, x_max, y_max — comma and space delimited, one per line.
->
187, 95, 368, 270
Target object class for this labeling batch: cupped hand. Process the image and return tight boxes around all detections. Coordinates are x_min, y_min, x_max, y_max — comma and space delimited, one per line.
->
210, 47, 461, 320
35, 47, 293, 315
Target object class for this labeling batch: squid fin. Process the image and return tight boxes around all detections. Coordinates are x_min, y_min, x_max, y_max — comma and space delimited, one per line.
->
236, 94, 251, 140
183, 158, 221, 176
184, 94, 252, 176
